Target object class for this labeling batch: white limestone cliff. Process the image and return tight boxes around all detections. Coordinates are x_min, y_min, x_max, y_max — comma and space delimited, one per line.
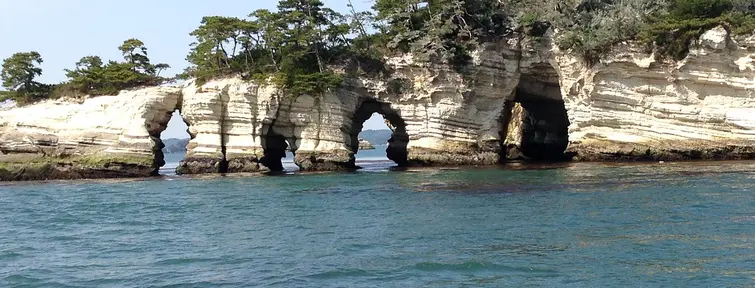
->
0, 87, 181, 180
2, 26, 755, 180
172, 38, 520, 172
554, 26, 755, 160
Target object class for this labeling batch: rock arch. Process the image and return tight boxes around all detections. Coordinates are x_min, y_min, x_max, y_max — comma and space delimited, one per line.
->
349, 99, 409, 167
152, 109, 191, 175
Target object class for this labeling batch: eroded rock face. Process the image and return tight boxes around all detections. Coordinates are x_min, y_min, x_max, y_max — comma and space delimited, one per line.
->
174, 39, 521, 172
362, 41, 521, 166
0, 87, 181, 180
177, 78, 276, 174
554, 26, 755, 161
2, 26, 755, 180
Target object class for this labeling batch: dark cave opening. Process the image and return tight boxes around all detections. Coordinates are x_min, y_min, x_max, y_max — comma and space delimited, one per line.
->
260, 132, 289, 172
350, 100, 409, 167
517, 96, 570, 161
503, 65, 570, 162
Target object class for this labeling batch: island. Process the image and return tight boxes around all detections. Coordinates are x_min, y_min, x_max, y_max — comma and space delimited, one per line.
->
2, 0, 755, 181
358, 139, 375, 150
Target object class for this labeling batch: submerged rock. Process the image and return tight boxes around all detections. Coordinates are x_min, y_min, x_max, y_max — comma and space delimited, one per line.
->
2, 26, 755, 181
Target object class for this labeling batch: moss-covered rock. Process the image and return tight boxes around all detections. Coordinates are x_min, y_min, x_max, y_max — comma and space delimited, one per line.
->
0, 154, 154, 181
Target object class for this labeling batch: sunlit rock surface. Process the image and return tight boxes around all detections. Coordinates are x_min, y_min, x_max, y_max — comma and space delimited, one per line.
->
0, 99, 16, 110
0, 87, 181, 180
555, 26, 755, 160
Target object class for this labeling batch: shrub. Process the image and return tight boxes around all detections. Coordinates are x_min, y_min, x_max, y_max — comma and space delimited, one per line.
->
639, 0, 755, 60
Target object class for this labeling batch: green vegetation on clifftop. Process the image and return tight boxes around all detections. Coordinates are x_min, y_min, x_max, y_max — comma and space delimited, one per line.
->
179, 0, 382, 96
1, 39, 169, 104
543, 0, 755, 62
3, 0, 754, 105
638, 0, 755, 60
178, 0, 516, 95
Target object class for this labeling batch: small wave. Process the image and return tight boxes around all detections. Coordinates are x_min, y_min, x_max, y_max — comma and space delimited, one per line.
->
155, 257, 218, 265
414, 261, 501, 272
413, 261, 558, 274
306, 269, 372, 279
3, 274, 44, 284
0, 251, 24, 261
731, 215, 755, 223
48, 235, 80, 241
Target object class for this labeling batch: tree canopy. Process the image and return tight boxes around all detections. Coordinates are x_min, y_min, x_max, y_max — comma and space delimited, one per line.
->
373, 0, 511, 65
541, 0, 755, 62
63, 39, 170, 95
0, 52, 49, 103
0, 38, 170, 104
180, 0, 376, 96
180, 0, 755, 92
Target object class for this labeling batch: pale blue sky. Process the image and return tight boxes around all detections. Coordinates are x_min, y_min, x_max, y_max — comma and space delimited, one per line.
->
0, 0, 387, 138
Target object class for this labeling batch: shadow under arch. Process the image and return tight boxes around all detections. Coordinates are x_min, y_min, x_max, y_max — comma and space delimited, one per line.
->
259, 129, 290, 172
350, 99, 409, 167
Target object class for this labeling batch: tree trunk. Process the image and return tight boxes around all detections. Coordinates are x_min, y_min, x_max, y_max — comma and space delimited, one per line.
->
232, 37, 238, 58
219, 42, 230, 68
307, 5, 325, 73
348, 0, 368, 37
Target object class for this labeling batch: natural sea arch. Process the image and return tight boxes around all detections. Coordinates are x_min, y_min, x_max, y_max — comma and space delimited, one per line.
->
157, 110, 191, 175
350, 100, 410, 167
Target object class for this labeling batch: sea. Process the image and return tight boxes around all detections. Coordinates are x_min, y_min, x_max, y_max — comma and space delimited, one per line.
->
1, 145, 754, 287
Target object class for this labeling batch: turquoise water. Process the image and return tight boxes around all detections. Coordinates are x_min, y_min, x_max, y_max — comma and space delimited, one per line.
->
2, 160, 755, 287
160, 146, 389, 175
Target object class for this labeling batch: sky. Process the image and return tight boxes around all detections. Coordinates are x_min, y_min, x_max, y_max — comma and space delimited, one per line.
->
0, 0, 388, 139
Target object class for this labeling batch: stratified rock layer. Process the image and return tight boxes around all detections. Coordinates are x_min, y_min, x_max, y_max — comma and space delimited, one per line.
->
1, 26, 755, 180
555, 27, 755, 160
0, 87, 181, 180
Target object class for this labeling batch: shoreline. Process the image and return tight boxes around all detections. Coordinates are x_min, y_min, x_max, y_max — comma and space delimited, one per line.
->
4, 158, 755, 184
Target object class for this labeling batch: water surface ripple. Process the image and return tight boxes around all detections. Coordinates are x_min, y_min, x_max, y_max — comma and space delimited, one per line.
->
1, 161, 754, 287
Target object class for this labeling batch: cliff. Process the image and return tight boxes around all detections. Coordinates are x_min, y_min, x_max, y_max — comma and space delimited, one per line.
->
0, 87, 180, 180
557, 27, 755, 160
1, 26, 754, 180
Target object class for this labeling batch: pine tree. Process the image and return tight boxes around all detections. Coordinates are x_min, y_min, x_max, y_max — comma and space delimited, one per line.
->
1, 52, 43, 93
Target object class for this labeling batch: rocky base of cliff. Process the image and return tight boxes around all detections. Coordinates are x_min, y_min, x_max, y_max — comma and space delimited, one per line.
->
295, 151, 355, 171
0, 154, 153, 181
226, 156, 267, 173
408, 149, 500, 166
176, 156, 226, 175
569, 140, 755, 162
